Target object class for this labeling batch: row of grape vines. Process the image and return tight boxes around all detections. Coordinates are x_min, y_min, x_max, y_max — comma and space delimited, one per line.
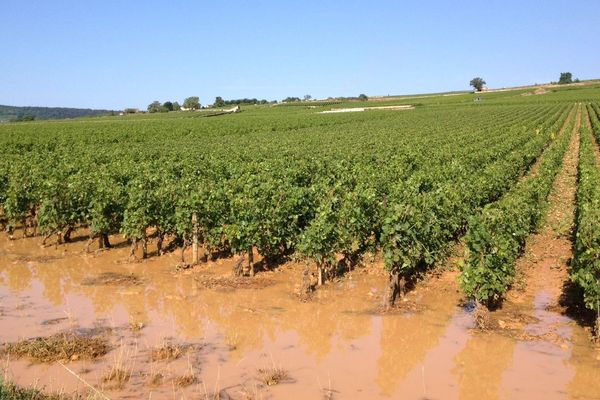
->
572, 103, 600, 327
459, 104, 577, 308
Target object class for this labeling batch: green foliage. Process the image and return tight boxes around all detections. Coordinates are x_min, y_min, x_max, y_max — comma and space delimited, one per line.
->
211, 97, 268, 107
470, 77, 486, 91
460, 105, 575, 306
559, 72, 573, 85
214, 96, 226, 107
183, 96, 200, 110
147, 101, 163, 113
572, 104, 600, 312
9, 115, 36, 122
0, 104, 113, 122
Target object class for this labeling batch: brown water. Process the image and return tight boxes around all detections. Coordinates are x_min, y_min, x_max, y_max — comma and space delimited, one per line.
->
1, 233, 599, 399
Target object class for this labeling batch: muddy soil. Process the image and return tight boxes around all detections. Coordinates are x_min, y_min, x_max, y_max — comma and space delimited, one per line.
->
1, 115, 599, 398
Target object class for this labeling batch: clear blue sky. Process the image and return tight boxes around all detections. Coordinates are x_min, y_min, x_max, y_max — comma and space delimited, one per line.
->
1, 0, 599, 110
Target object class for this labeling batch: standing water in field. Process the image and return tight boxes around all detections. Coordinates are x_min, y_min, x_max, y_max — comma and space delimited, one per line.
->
1, 232, 599, 399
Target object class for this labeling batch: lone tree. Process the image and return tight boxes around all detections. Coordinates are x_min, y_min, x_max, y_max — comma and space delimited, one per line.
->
147, 101, 162, 113
558, 72, 573, 84
183, 96, 200, 110
358, 93, 368, 101
470, 77, 486, 92
304, 94, 312, 101
214, 96, 226, 108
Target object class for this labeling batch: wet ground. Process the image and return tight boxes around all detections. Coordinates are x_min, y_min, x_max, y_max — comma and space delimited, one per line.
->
1, 229, 599, 400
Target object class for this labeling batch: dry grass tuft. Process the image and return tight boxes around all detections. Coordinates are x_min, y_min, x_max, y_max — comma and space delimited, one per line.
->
1, 332, 110, 363
101, 342, 136, 390
148, 372, 163, 387
257, 366, 289, 386
150, 342, 185, 362
102, 368, 130, 389
174, 373, 197, 388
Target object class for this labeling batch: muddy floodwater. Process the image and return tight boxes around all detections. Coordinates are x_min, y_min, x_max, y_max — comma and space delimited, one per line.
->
1, 233, 599, 399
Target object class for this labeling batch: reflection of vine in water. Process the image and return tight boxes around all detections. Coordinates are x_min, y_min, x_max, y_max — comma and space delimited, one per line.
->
4, 263, 33, 292
191, 272, 374, 362
200, 283, 288, 361
376, 286, 458, 396
567, 326, 600, 399
33, 259, 75, 306
277, 279, 374, 360
453, 329, 515, 400
158, 277, 206, 340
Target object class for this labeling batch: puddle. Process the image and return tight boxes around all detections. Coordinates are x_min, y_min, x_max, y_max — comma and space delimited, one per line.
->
1, 233, 599, 399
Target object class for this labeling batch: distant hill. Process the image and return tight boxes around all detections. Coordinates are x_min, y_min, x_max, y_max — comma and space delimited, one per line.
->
0, 104, 115, 122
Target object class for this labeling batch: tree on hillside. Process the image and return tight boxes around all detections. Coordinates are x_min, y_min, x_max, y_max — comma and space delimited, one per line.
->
183, 96, 200, 110
358, 94, 368, 101
162, 101, 173, 112
214, 96, 226, 108
147, 101, 162, 113
470, 77, 486, 92
558, 72, 573, 84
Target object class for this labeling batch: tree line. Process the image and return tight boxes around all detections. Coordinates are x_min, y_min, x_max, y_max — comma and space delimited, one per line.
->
147, 96, 201, 113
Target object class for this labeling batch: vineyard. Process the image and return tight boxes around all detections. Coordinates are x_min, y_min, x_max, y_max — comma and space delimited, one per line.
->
1, 84, 600, 325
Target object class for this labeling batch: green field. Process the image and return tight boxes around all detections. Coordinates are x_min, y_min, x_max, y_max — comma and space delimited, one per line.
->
1, 83, 600, 316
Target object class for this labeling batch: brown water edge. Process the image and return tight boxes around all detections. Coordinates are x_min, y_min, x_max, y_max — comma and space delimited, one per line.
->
0, 230, 598, 399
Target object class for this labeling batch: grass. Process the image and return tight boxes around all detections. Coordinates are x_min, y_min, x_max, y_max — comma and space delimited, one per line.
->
174, 373, 197, 388
174, 357, 198, 388
150, 342, 184, 362
1, 333, 109, 363
0, 377, 100, 400
101, 342, 135, 390
148, 372, 163, 387
256, 366, 289, 386
0, 379, 56, 400
102, 368, 130, 389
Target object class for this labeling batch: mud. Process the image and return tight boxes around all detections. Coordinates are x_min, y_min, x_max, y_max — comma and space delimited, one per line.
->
1, 157, 600, 400
81, 272, 142, 286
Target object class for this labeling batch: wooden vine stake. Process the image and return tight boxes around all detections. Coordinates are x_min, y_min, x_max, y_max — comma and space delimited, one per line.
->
192, 212, 199, 265
248, 246, 254, 277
